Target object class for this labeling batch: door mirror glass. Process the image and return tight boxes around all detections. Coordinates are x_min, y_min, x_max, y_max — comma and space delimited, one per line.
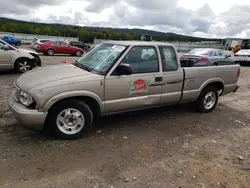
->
115, 64, 132, 75
3, 45, 9, 50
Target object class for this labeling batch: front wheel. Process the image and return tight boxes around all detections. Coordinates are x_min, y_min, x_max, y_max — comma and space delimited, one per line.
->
196, 86, 218, 113
75, 50, 82, 57
15, 58, 32, 73
46, 100, 93, 140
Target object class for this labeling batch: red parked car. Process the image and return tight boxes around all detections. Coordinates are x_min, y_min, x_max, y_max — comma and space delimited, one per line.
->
34, 41, 84, 56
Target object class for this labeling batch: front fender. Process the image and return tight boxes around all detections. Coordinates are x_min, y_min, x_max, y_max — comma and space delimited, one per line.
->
42, 90, 105, 113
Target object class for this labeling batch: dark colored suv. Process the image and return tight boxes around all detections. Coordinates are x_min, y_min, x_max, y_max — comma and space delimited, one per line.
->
69, 41, 90, 51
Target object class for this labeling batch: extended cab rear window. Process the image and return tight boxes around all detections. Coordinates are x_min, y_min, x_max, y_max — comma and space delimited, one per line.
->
159, 46, 178, 71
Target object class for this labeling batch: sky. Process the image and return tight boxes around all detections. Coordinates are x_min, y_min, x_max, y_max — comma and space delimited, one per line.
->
0, 0, 250, 38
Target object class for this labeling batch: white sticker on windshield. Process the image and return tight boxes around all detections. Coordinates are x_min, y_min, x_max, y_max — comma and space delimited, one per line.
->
112, 45, 125, 51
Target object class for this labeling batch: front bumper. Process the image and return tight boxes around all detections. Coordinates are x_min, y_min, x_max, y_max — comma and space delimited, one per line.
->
8, 92, 47, 131
235, 60, 250, 65
31, 56, 41, 67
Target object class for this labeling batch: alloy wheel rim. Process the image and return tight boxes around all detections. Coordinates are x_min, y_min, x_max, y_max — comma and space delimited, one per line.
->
203, 91, 216, 110
56, 108, 85, 135
18, 61, 30, 72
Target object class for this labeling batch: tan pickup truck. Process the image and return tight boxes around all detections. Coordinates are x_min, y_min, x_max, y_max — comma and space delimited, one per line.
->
8, 41, 241, 140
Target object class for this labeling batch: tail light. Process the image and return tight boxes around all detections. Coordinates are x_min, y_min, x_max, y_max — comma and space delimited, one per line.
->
237, 69, 240, 77
234, 54, 238, 56
200, 57, 208, 63
248, 55, 250, 57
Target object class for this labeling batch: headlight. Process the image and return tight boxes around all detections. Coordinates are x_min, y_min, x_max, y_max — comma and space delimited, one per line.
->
20, 91, 34, 106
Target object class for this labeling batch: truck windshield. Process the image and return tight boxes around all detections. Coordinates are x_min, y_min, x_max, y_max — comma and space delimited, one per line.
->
75, 43, 127, 74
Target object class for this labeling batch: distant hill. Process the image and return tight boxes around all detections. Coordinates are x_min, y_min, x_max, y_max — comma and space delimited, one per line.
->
0, 17, 221, 43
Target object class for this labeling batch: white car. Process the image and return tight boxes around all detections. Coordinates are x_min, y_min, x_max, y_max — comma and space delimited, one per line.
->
30, 38, 53, 49
234, 49, 250, 65
0, 39, 41, 73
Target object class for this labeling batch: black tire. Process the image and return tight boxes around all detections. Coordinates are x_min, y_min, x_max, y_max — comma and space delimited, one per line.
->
46, 100, 93, 140
75, 50, 82, 57
14, 58, 33, 73
196, 86, 218, 113
47, 49, 54, 56
213, 63, 218, 66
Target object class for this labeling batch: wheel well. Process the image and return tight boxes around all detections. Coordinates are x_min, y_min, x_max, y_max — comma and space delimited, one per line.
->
75, 50, 82, 54
47, 48, 54, 52
49, 96, 101, 119
203, 81, 224, 95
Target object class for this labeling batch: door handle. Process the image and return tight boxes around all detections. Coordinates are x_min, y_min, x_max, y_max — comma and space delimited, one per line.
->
167, 80, 183, 84
155, 77, 162, 82
149, 82, 166, 87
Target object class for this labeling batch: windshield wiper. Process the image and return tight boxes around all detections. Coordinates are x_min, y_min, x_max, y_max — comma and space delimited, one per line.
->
74, 60, 91, 72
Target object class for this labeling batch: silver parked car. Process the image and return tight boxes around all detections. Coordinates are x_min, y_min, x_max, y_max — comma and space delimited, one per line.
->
8, 41, 240, 140
0, 39, 41, 73
180, 48, 235, 67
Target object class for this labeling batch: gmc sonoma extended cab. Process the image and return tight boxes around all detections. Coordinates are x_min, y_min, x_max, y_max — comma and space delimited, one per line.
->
8, 41, 240, 140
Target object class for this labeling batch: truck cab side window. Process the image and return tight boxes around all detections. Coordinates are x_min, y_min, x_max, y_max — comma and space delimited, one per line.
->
122, 46, 159, 74
159, 46, 178, 71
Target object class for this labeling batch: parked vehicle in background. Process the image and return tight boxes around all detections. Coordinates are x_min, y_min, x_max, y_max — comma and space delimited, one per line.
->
8, 41, 240, 140
30, 38, 53, 49
180, 48, 235, 67
34, 41, 83, 56
0, 39, 41, 73
89, 44, 100, 51
234, 49, 250, 65
69, 41, 90, 51
1, 36, 21, 46
224, 50, 236, 62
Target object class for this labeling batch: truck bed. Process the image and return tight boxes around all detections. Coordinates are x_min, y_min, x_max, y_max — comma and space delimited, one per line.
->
180, 64, 240, 103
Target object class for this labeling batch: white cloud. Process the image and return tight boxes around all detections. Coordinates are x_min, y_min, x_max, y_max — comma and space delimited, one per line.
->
0, 0, 249, 38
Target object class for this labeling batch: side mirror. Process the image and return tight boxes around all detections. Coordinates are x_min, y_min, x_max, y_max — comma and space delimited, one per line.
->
115, 64, 132, 75
3, 45, 9, 50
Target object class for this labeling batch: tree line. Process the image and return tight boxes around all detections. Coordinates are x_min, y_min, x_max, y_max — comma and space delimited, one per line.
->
0, 17, 222, 43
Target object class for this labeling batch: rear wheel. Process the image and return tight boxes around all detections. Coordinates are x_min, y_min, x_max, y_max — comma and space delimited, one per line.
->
46, 100, 93, 140
15, 58, 32, 73
196, 86, 218, 113
47, 49, 54, 56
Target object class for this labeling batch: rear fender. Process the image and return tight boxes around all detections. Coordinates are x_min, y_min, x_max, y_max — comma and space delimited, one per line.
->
199, 78, 225, 96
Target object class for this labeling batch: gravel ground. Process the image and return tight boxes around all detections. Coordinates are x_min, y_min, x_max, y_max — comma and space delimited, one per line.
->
0, 53, 249, 188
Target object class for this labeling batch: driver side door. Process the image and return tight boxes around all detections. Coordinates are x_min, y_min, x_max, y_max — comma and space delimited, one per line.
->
104, 45, 163, 114
0, 41, 12, 69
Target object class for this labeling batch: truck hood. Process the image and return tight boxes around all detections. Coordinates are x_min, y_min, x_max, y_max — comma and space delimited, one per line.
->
16, 64, 93, 91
